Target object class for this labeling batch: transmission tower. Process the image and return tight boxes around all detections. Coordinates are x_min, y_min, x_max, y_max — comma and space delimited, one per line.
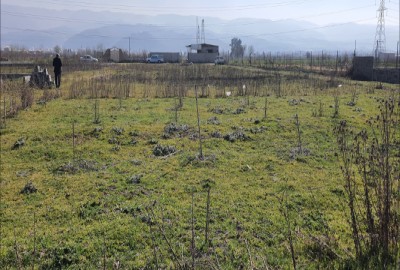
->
373, 0, 387, 58
201, 19, 206, 44
196, 17, 200, 44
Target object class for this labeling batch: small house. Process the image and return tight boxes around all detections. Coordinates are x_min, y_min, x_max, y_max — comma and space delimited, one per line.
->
186, 43, 219, 63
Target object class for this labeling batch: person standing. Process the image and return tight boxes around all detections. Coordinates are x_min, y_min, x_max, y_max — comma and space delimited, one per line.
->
52, 53, 62, 88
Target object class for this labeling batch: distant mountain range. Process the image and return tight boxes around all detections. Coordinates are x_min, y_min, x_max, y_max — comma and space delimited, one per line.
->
1, 4, 398, 54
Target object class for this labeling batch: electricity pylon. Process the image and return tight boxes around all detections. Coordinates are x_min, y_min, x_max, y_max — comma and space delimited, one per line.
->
373, 0, 387, 59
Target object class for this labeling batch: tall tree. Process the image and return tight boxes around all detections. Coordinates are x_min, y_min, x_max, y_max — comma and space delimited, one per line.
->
54, 45, 62, 54
230, 37, 245, 59
248, 45, 255, 65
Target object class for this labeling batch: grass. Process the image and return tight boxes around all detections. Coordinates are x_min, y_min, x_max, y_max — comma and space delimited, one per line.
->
0, 63, 399, 269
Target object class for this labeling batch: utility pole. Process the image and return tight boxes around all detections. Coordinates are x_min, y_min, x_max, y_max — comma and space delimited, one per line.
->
354, 40, 357, 57
124, 37, 131, 60
398, 0, 400, 89
397, 1, 400, 72
397, 41, 399, 70
196, 17, 200, 44
128, 37, 131, 59
373, 0, 387, 60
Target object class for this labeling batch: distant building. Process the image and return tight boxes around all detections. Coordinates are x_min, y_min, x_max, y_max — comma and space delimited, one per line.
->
352, 56, 374, 81
186, 43, 219, 63
149, 52, 180, 63
352, 56, 399, 84
378, 52, 396, 62
104, 47, 124, 62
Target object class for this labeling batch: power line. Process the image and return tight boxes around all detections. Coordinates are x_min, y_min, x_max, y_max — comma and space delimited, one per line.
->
6, 0, 319, 12
1, 10, 194, 28
1, 4, 382, 29
0, 26, 194, 41
238, 17, 378, 38
1, 17, 378, 42
292, 4, 375, 21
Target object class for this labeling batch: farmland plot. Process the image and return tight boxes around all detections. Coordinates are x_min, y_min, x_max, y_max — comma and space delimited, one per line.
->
0, 63, 399, 269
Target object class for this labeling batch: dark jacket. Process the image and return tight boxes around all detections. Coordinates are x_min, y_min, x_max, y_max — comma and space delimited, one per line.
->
53, 56, 62, 74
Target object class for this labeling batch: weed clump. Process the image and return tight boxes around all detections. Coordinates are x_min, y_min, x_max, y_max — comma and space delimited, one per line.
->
55, 161, 78, 174
77, 160, 99, 171
111, 145, 120, 151
20, 85, 34, 109
129, 130, 139, 136
12, 138, 25, 150
289, 147, 311, 160
78, 201, 102, 219
164, 123, 190, 136
112, 127, 124, 135
147, 138, 158, 145
40, 246, 78, 269
153, 144, 177, 157
54, 159, 99, 174
210, 131, 223, 138
224, 130, 251, 142
108, 137, 119, 144
249, 126, 267, 134
129, 138, 138, 145
346, 101, 356, 107
89, 127, 103, 138
127, 174, 143, 184
288, 98, 308, 106
208, 107, 225, 114
232, 108, 246, 114
181, 153, 216, 167
207, 116, 220, 125
140, 215, 154, 225
130, 159, 142, 166
20, 182, 37, 194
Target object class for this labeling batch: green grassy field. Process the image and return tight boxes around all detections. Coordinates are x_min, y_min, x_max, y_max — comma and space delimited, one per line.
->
0, 63, 399, 269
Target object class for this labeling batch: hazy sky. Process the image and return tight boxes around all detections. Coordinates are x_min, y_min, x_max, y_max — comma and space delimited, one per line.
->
2, 0, 399, 26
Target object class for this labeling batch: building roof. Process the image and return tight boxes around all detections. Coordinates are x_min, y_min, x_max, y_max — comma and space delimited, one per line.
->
186, 43, 219, 48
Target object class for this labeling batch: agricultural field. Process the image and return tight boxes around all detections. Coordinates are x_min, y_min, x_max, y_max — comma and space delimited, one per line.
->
0, 62, 399, 269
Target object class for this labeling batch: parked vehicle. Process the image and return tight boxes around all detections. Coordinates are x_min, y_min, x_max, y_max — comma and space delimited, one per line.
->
80, 55, 98, 62
214, 56, 225, 65
146, 55, 164, 63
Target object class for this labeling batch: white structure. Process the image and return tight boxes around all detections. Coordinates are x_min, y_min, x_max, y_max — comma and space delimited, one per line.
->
110, 48, 121, 62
